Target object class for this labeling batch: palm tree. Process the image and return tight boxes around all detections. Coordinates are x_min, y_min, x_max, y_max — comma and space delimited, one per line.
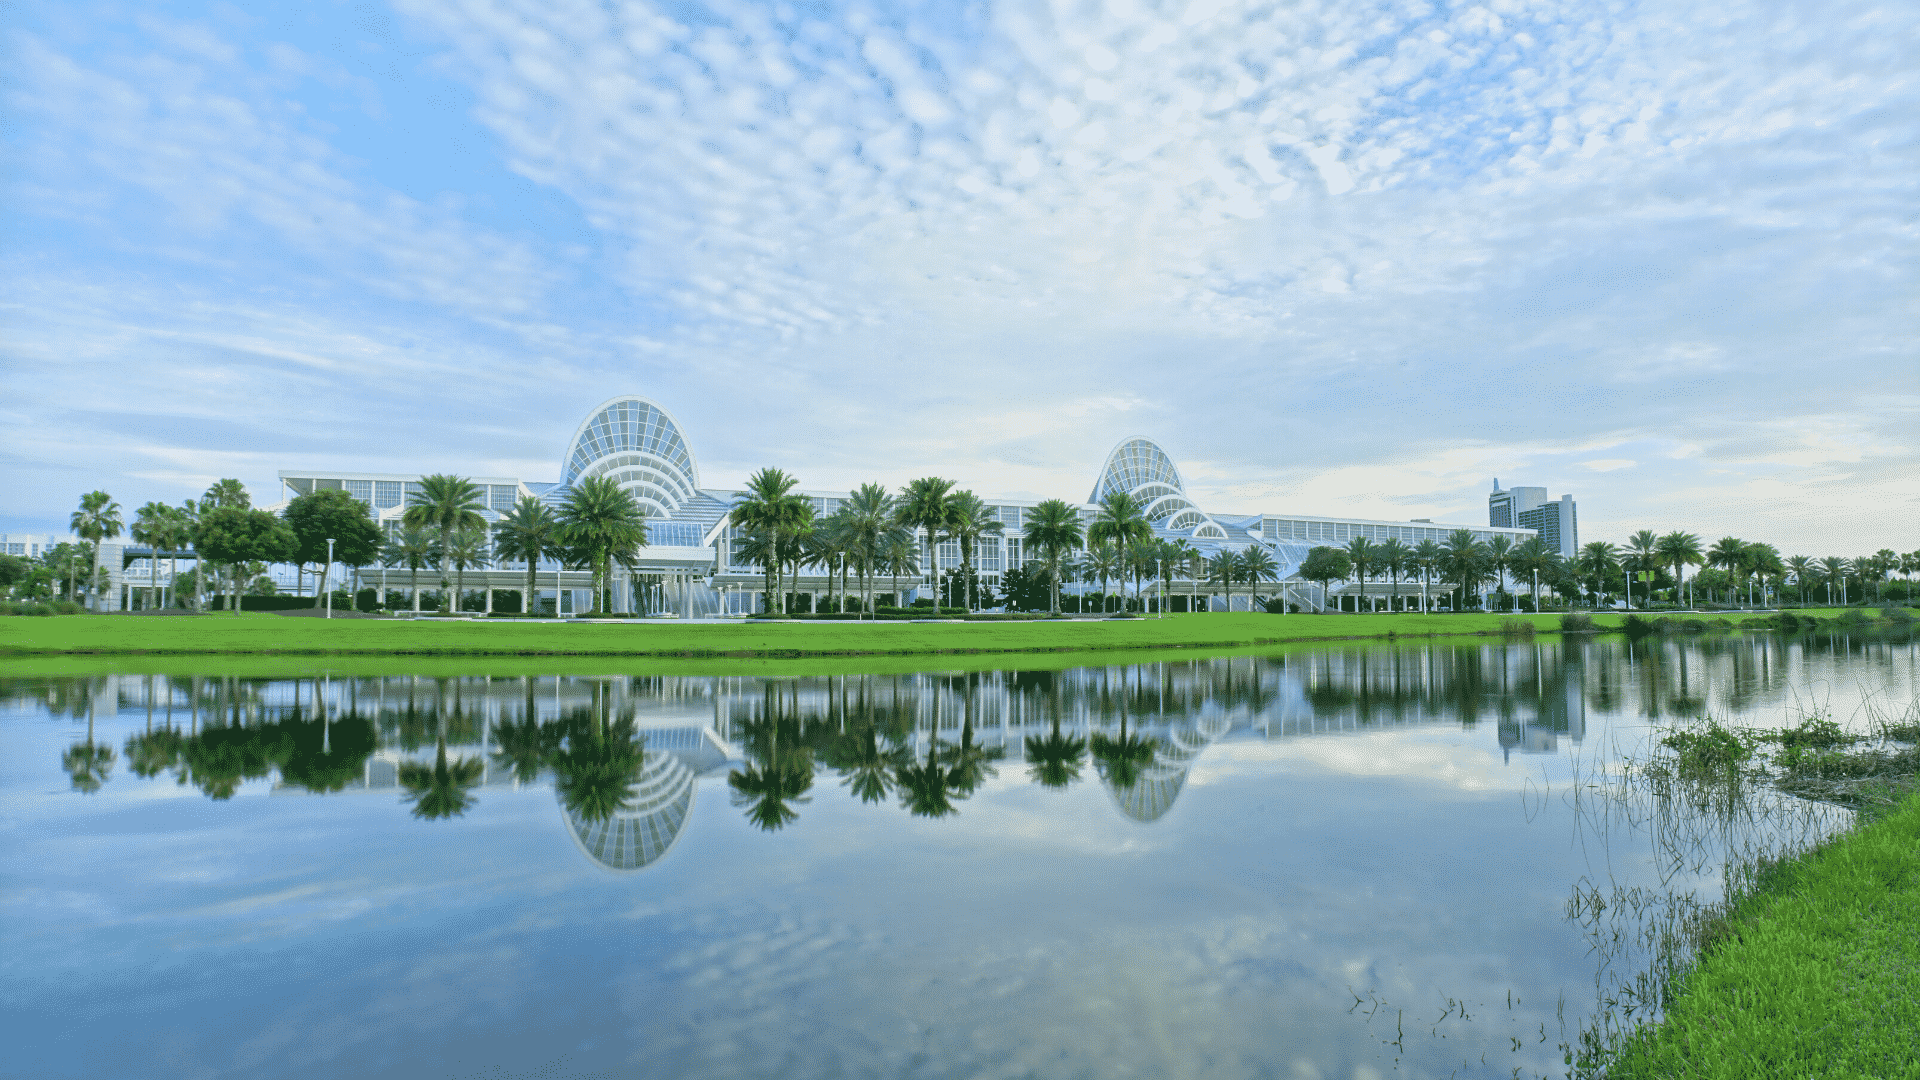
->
131, 501, 173, 610
493, 496, 563, 616
1488, 534, 1518, 611
801, 511, 850, 613
944, 491, 1004, 613
1088, 491, 1152, 613
1508, 537, 1558, 613
404, 475, 487, 609
1083, 538, 1123, 613
1575, 541, 1620, 608
1443, 530, 1490, 611
1655, 531, 1704, 609
70, 490, 123, 611
444, 525, 489, 614
177, 499, 206, 609
1375, 538, 1410, 613
1207, 550, 1240, 612
1151, 538, 1191, 616
155, 504, 193, 610
384, 526, 437, 613
879, 529, 919, 611
896, 477, 957, 609
1240, 546, 1280, 610
1619, 530, 1659, 610
842, 482, 896, 617
1344, 536, 1375, 613
1871, 549, 1899, 603
1022, 498, 1085, 616
1412, 539, 1444, 613
733, 468, 809, 614
557, 475, 649, 614
1705, 537, 1748, 606
1784, 555, 1816, 605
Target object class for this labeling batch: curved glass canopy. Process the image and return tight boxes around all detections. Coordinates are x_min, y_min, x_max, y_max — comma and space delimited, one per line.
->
560, 749, 697, 872
560, 396, 701, 518
1090, 437, 1223, 540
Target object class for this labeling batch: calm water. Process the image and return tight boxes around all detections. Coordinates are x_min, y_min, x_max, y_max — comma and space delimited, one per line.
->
3, 634, 1915, 1080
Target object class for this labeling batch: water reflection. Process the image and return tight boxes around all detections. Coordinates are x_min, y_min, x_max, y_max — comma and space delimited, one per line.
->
9, 631, 1914, 877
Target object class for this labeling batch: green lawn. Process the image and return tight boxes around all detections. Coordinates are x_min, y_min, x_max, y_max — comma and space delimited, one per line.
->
1603, 789, 1920, 1078
0, 610, 1601, 662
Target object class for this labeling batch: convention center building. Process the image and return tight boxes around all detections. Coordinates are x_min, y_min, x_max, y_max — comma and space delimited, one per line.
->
275, 395, 1537, 616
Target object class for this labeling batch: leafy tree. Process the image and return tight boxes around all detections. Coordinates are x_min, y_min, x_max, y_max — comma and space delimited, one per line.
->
1575, 541, 1621, 608
195, 507, 296, 614
1021, 498, 1085, 615
70, 490, 123, 611
1412, 539, 1445, 613
383, 526, 438, 612
1508, 537, 1560, 612
734, 468, 809, 614
404, 475, 487, 610
283, 489, 382, 605
1240, 546, 1280, 608
445, 525, 490, 612
1085, 538, 1123, 613
1488, 534, 1517, 610
493, 497, 564, 617
1376, 538, 1411, 613
1000, 562, 1051, 612
1298, 546, 1350, 611
558, 475, 649, 614
896, 477, 957, 609
842, 482, 897, 616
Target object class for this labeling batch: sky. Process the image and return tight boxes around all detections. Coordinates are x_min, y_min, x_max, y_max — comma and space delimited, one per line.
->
3, 0, 1915, 555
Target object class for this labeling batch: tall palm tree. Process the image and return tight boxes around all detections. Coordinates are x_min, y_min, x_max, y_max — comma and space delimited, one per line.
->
1784, 555, 1816, 605
204, 478, 249, 509
881, 530, 920, 611
1344, 536, 1375, 613
1705, 537, 1748, 606
842, 482, 896, 617
177, 499, 206, 609
1508, 537, 1558, 613
733, 468, 809, 614
1207, 550, 1241, 612
896, 477, 957, 608
1818, 557, 1850, 606
1083, 539, 1122, 613
1655, 531, 1704, 609
493, 496, 563, 616
131, 501, 173, 610
444, 525, 489, 613
1621, 530, 1659, 610
1443, 530, 1490, 611
1088, 491, 1152, 612
404, 475, 487, 609
1153, 538, 1192, 616
70, 490, 123, 612
1022, 498, 1084, 616
1412, 539, 1444, 613
1575, 541, 1620, 609
945, 490, 1004, 613
1240, 546, 1280, 610
384, 526, 437, 613
1488, 534, 1518, 611
1374, 538, 1410, 613
801, 511, 850, 613
155, 504, 193, 610
557, 475, 649, 614
1871, 549, 1899, 603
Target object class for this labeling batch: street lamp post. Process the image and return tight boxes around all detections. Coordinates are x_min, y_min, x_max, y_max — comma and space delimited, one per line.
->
325, 538, 336, 618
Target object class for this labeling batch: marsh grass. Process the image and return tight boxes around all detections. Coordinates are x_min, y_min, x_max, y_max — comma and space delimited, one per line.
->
1499, 617, 1537, 637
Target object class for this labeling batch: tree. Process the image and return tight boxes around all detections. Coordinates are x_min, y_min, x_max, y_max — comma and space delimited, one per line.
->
1575, 541, 1620, 609
404, 475, 487, 611
1705, 537, 1748, 606
384, 526, 437, 612
1344, 536, 1375, 613
445, 525, 490, 612
882, 530, 919, 611
177, 499, 206, 610
1785, 555, 1817, 605
1818, 557, 1850, 606
131, 501, 174, 610
557, 475, 648, 614
283, 489, 382, 605
945, 490, 1004, 613
1619, 530, 1659, 610
154, 504, 193, 610
1022, 498, 1084, 615
733, 468, 809, 614
842, 482, 896, 617
1376, 538, 1411, 613
896, 477, 957, 609
1488, 534, 1517, 611
194, 507, 296, 614
1298, 547, 1350, 611
1655, 531, 1704, 609
1240, 546, 1280, 608
1085, 538, 1122, 613
493, 497, 564, 617
1412, 539, 1444, 613
1089, 491, 1152, 612
1871, 549, 1899, 603
70, 490, 123, 611
1509, 537, 1560, 612
1442, 530, 1491, 611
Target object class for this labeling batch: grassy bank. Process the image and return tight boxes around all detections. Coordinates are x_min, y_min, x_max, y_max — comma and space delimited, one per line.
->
1, 610, 1613, 659
1600, 788, 1920, 1078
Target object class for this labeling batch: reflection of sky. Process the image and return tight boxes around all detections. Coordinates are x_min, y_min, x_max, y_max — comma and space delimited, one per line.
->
2, 641, 1907, 1080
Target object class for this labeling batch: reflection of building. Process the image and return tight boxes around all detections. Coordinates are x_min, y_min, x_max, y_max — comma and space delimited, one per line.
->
561, 750, 698, 873
1102, 714, 1231, 823
277, 396, 1533, 615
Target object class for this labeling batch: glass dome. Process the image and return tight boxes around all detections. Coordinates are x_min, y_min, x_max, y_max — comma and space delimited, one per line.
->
560, 749, 697, 872
560, 396, 701, 519
1089, 437, 1221, 539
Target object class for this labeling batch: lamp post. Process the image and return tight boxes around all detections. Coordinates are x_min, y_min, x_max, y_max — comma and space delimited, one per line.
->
325, 538, 336, 618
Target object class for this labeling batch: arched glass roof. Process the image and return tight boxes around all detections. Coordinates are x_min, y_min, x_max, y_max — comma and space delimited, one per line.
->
561, 397, 700, 516
1091, 438, 1185, 503
560, 749, 696, 872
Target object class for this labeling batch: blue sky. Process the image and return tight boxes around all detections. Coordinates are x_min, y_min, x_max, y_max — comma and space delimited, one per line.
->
3, 0, 1915, 553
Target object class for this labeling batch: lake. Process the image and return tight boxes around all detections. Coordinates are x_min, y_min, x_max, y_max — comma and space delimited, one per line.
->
3, 632, 1914, 1080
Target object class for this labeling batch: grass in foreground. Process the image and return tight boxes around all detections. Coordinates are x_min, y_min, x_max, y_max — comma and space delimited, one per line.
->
1599, 788, 1920, 1078
0, 610, 1617, 659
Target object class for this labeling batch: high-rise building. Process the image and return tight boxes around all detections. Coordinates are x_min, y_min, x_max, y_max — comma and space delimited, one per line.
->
1490, 481, 1577, 558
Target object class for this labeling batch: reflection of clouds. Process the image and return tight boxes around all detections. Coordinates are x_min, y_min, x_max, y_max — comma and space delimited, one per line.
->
1190, 732, 1531, 793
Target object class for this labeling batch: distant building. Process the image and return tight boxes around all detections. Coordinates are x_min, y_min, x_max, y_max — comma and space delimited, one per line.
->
1489, 479, 1579, 559
0, 533, 76, 558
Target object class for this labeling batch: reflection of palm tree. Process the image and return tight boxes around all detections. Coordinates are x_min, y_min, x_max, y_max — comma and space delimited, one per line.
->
550, 704, 647, 824
728, 703, 813, 830
895, 736, 960, 818
1025, 690, 1086, 791
399, 733, 484, 819
1090, 709, 1159, 791
941, 707, 1005, 797
63, 703, 116, 793
829, 721, 912, 804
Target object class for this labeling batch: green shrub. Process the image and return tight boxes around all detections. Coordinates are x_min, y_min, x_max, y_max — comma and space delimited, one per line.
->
1499, 618, 1536, 637
1560, 612, 1595, 632
1659, 721, 1758, 780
